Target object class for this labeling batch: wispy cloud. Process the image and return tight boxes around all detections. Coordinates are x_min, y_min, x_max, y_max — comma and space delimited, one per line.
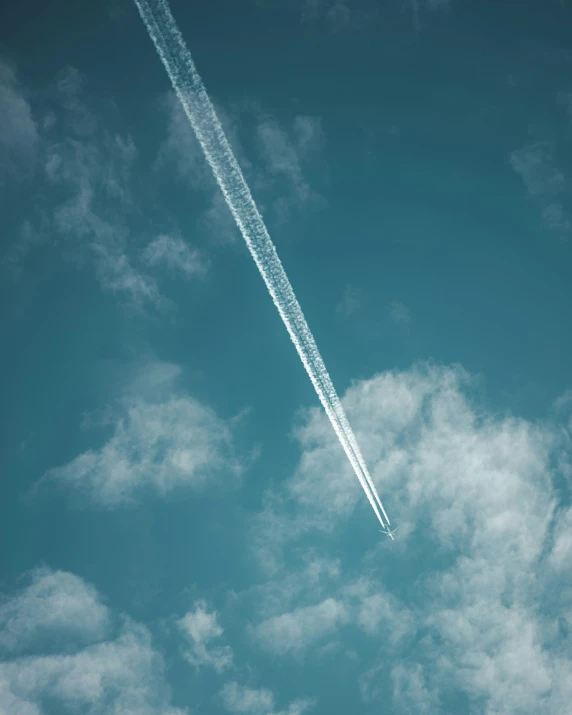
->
0, 567, 184, 715
302, 0, 449, 33
510, 140, 571, 238
0, 59, 38, 185
302, 0, 352, 32
156, 92, 325, 232
3, 64, 204, 308
388, 299, 411, 325
142, 233, 209, 278
255, 114, 325, 222
177, 600, 233, 673
92, 243, 163, 308
335, 284, 361, 319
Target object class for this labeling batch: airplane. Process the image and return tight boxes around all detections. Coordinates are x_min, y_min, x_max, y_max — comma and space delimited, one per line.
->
379, 526, 399, 540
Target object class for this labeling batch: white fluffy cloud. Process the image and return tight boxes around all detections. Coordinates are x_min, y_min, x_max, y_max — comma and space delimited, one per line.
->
0, 568, 110, 656
177, 601, 233, 673
245, 364, 572, 713
37, 360, 242, 506
252, 597, 349, 655
0, 568, 184, 715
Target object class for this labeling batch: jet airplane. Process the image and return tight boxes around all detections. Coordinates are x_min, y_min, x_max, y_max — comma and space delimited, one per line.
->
380, 526, 399, 540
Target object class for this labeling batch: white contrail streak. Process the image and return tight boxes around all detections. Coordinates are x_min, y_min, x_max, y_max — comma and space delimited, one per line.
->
133, 0, 390, 528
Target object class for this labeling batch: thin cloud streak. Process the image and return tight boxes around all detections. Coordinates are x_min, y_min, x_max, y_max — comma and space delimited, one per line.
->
132, 0, 391, 528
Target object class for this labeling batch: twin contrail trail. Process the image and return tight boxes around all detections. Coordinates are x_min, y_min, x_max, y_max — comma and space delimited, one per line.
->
133, 0, 390, 528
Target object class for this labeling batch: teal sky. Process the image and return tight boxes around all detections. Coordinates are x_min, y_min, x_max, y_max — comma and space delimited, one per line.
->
1, 1, 572, 713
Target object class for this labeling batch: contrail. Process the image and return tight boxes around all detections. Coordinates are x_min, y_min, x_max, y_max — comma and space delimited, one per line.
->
133, 0, 390, 528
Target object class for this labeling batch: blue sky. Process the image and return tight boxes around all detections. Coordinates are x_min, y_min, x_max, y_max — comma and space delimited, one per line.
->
1, 0, 572, 713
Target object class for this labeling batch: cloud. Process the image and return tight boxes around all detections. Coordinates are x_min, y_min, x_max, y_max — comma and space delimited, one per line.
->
390, 663, 439, 713
220, 682, 315, 715
155, 91, 212, 189
92, 243, 163, 308
510, 141, 566, 197
156, 93, 325, 232
0, 568, 110, 656
142, 234, 209, 278
251, 597, 349, 655
389, 299, 411, 324
335, 284, 361, 319
244, 363, 572, 712
40, 71, 165, 306
255, 113, 324, 222
547, 504, 572, 572
0, 59, 38, 185
3, 64, 197, 308
302, 0, 352, 31
220, 682, 274, 714
354, 588, 414, 643
425, 0, 451, 9
510, 140, 571, 237
177, 601, 233, 673
0, 567, 184, 715
36, 360, 242, 506
200, 191, 237, 244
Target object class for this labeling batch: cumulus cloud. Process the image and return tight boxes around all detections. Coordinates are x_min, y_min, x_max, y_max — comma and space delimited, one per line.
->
0, 568, 110, 656
177, 601, 233, 673
36, 360, 242, 506
245, 363, 572, 713
251, 598, 349, 655
0, 59, 38, 185
0, 567, 184, 715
